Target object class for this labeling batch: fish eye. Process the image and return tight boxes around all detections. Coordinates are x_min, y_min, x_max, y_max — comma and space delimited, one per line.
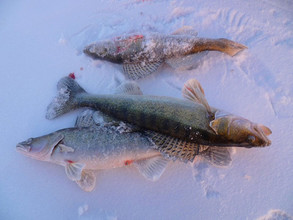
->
26, 138, 33, 144
247, 135, 256, 144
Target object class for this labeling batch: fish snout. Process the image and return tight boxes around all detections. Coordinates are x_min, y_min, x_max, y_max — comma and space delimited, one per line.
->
250, 124, 272, 147
16, 143, 31, 153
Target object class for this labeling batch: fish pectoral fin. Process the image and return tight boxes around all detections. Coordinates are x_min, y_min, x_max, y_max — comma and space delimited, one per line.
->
123, 61, 163, 80
75, 170, 96, 192
182, 79, 212, 115
59, 144, 75, 153
114, 81, 143, 95
133, 156, 169, 181
199, 146, 232, 167
145, 131, 199, 163
172, 26, 198, 36
65, 162, 85, 181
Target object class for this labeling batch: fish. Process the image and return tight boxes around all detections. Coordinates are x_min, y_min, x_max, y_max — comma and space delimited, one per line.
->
83, 29, 247, 79
17, 109, 232, 192
46, 77, 271, 161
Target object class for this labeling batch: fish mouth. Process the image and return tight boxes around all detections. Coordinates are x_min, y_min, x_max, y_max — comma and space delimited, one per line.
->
16, 143, 31, 153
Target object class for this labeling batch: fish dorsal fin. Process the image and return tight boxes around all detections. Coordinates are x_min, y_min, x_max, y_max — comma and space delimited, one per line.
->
114, 81, 143, 95
146, 131, 200, 162
123, 60, 163, 80
172, 26, 198, 36
199, 146, 232, 167
65, 162, 85, 181
133, 155, 169, 181
182, 79, 212, 114
75, 170, 96, 192
58, 144, 75, 153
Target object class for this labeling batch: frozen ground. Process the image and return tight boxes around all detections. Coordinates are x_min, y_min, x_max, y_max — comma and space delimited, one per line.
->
1, 0, 293, 219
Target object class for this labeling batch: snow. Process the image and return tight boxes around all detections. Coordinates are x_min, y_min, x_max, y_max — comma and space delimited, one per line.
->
1, 0, 292, 219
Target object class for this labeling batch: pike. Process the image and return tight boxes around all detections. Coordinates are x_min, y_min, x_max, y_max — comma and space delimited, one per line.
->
46, 77, 271, 161
17, 109, 231, 192
84, 29, 247, 79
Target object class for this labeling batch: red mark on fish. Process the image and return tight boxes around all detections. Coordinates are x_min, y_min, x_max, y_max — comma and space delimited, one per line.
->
69, 73, 75, 79
114, 34, 144, 53
66, 160, 75, 164
124, 160, 133, 166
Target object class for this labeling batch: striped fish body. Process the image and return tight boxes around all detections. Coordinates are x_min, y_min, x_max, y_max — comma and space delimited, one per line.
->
74, 93, 224, 145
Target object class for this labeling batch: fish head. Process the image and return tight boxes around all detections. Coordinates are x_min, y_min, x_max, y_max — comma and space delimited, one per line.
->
83, 41, 117, 60
210, 115, 272, 147
16, 133, 64, 161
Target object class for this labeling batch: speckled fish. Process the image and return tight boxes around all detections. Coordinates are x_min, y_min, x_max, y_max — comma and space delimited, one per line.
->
17, 109, 231, 192
83, 29, 247, 79
46, 77, 271, 161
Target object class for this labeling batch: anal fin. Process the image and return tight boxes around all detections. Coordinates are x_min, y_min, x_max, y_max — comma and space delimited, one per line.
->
134, 156, 169, 181
200, 146, 232, 167
114, 81, 143, 95
75, 170, 96, 192
123, 60, 163, 80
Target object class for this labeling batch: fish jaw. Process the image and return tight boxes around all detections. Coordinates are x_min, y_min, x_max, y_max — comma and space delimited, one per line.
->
16, 133, 64, 161
16, 140, 32, 154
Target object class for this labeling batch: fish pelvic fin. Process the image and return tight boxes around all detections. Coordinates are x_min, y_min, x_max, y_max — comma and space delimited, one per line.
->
46, 77, 86, 120
199, 146, 232, 167
134, 155, 169, 181
75, 170, 96, 192
65, 161, 85, 181
146, 131, 200, 163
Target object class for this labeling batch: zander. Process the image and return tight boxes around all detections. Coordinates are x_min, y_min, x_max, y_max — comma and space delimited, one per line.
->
17, 109, 231, 192
84, 30, 247, 79
46, 77, 271, 161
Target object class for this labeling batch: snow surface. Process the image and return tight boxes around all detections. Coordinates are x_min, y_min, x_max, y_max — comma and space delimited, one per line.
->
1, 0, 293, 219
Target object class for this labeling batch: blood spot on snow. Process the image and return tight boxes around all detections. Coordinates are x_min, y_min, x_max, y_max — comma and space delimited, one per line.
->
124, 160, 133, 166
69, 73, 75, 79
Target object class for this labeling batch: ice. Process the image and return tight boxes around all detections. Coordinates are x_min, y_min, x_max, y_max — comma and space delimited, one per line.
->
257, 210, 293, 220
1, 0, 293, 219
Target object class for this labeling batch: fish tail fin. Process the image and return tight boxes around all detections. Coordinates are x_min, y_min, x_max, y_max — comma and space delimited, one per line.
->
199, 146, 232, 167
216, 38, 247, 56
46, 77, 86, 119
192, 38, 247, 56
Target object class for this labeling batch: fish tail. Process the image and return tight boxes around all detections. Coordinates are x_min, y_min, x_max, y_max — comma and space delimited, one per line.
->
46, 77, 86, 119
191, 38, 247, 56
199, 146, 232, 167
217, 38, 247, 56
